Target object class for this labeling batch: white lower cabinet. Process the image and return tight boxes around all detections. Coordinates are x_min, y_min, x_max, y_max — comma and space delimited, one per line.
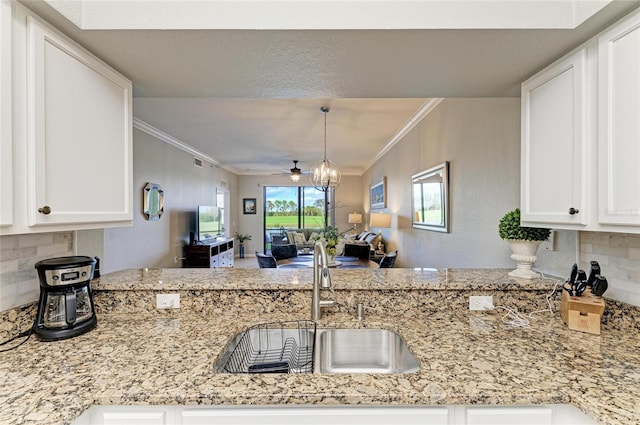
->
72, 404, 596, 425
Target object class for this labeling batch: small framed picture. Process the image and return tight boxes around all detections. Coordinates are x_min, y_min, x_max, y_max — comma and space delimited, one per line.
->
370, 177, 387, 209
243, 198, 256, 214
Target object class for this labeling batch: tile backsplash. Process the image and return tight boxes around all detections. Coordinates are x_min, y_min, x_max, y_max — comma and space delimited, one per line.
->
0, 232, 74, 311
580, 232, 640, 307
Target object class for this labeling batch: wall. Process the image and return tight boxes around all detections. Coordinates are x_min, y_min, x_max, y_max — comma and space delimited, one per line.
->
237, 174, 363, 254
362, 98, 576, 275
77, 128, 238, 274
580, 232, 640, 305
0, 232, 74, 311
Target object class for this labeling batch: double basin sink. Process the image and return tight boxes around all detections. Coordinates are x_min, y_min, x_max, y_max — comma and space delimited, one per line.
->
215, 326, 420, 374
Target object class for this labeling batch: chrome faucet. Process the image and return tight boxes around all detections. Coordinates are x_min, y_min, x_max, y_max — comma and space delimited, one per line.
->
311, 241, 335, 320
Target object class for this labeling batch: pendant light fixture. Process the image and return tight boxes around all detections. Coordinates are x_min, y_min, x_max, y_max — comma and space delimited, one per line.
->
310, 106, 341, 192
290, 160, 302, 182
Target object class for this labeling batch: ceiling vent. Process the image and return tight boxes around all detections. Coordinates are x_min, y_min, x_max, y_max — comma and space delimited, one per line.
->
194, 158, 203, 168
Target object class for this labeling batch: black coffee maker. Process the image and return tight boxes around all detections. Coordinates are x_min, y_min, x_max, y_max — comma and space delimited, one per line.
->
34, 256, 97, 341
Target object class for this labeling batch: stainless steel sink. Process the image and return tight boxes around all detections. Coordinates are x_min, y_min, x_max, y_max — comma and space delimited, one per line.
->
314, 328, 419, 374
215, 326, 419, 374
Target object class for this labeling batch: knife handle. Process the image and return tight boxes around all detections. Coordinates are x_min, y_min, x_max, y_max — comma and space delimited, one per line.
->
569, 263, 578, 283
587, 261, 601, 287
592, 275, 608, 297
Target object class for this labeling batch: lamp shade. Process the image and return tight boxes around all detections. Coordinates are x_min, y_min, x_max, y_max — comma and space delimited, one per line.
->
348, 213, 362, 224
370, 212, 391, 229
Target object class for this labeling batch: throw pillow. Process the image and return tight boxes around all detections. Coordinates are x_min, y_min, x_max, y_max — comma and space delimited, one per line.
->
335, 238, 346, 256
307, 232, 319, 244
291, 232, 307, 246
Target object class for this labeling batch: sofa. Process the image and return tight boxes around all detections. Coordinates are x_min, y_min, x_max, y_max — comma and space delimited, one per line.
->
272, 228, 322, 250
274, 228, 383, 257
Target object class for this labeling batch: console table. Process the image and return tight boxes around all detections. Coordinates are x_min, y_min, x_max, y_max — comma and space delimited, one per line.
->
185, 238, 234, 268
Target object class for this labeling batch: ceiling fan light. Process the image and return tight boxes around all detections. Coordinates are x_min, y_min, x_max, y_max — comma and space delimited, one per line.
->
290, 160, 302, 182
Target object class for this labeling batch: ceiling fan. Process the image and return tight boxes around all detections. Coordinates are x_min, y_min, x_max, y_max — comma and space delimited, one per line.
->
272, 160, 309, 182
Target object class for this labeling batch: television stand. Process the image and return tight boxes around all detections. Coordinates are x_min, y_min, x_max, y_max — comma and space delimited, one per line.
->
185, 238, 234, 268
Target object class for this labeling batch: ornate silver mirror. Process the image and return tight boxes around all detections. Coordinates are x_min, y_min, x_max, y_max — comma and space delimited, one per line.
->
412, 161, 449, 232
143, 182, 164, 221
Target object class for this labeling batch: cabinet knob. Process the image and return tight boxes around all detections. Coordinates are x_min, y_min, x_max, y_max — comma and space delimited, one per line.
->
38, 206, 52, 215
568, 207, 580, 215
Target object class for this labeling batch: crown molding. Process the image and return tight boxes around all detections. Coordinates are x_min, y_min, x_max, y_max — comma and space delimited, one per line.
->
365, 98, 444, 173
132, 117, 239, 174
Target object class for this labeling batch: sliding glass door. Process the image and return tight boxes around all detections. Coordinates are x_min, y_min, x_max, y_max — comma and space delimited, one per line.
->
264, 186, 334, 252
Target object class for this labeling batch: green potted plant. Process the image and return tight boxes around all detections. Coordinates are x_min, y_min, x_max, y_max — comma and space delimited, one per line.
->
314, 226, 340, 262
234, 232, 252, 259
499, 208, 551, 279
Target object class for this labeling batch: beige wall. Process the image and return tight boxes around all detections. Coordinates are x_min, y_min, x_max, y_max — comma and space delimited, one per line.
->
78, 128, 238, 273
237, 175, 363, 254
362, 98, 577, 275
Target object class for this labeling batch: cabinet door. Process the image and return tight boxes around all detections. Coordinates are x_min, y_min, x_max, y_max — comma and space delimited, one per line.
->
521, 50, 588, 226
26, 16, 132, 227
598, 12, 640, 226
0, 0, 12, 228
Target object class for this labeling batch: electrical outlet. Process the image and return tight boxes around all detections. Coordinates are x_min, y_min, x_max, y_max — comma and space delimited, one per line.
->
469, 295, 494, 311
156, 293, 180, 309
540, 230, 556, 251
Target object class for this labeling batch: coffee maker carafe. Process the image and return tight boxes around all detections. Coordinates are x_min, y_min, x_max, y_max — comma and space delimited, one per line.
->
34, 256, 97, 341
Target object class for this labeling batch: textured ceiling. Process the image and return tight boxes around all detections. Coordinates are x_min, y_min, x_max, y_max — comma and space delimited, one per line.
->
19, 0, 640, 176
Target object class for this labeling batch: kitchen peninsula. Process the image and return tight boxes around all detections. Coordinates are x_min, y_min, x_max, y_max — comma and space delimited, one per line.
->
1, 268, 639, 425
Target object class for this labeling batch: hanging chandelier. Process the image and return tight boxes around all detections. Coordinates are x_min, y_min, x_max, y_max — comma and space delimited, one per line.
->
310, 106, 341, 192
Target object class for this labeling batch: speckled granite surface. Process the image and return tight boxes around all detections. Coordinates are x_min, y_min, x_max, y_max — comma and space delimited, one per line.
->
1, 268, 639, 425
91, 267, 562, 291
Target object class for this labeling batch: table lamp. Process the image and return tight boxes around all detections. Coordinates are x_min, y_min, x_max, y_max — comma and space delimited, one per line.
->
348, 212, 362, 231
369, 212, 391, 251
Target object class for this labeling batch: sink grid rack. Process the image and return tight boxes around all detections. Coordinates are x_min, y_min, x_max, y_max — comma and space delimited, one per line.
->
221, 320, 317, 374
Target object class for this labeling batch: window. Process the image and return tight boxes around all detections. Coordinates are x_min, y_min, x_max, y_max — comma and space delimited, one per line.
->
217, 189, 229, 237
264, 186, 334, 251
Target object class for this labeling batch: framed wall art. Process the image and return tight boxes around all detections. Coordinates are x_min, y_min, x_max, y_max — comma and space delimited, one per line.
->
243, 198, 256, 214
370, 177, 387, 209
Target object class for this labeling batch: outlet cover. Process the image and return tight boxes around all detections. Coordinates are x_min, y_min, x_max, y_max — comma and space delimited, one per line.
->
469, 296, 494, 311
156, 293, 180, 309
540, 230, 556, 251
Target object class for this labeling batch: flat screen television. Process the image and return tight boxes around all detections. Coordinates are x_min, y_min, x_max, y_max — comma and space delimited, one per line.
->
197, 205, 222, 243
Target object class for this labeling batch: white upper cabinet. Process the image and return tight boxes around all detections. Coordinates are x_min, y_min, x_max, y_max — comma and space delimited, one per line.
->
521, 7, 640, 234
0, 0, 12, 228
598, 12, 640, 227
521, 50, 588, 227
1, 4, 133, 235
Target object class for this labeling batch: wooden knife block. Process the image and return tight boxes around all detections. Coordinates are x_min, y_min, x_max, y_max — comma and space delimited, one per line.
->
560, 289, 605, 335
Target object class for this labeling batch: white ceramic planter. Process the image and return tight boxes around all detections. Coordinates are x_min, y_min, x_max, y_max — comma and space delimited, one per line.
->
507, 240, 542, 279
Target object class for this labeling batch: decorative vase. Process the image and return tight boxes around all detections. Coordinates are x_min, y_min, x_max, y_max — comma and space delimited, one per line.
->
239, 243, 245, 259
507, 240, 542, 279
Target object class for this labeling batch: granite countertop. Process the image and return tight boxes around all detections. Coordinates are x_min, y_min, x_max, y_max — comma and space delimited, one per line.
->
92, 267, 562, 291
1, 268, 639, 425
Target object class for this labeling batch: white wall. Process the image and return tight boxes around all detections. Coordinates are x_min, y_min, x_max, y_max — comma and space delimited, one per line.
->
362, 98, 576, 275
237, 174, 363, 254
77, 128, 238, 273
